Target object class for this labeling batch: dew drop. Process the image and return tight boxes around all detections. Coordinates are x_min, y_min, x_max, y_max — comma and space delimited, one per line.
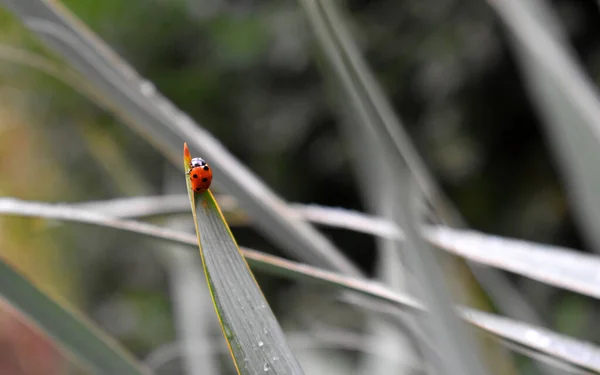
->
258, 341, 264, 347
224, 325, 234, 339
263, 363, 271, 372
525, 329, 550, 348
139, 80, 156, 96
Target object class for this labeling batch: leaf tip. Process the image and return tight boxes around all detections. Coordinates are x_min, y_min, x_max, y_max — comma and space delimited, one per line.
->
183, 142, 191, 164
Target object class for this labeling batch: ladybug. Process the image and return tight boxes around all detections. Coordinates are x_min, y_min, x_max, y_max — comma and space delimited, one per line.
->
188, 157, 213, 193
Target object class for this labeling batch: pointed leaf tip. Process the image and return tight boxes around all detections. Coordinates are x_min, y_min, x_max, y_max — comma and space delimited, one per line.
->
183, 142, 191, 164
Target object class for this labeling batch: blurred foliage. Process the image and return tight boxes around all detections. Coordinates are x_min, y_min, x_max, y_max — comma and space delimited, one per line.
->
1, 0, 600, 374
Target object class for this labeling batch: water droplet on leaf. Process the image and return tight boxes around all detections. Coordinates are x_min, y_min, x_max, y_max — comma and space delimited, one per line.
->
139, 80, 156, 96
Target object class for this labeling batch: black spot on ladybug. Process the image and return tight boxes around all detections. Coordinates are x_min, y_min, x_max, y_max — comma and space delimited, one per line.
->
202, 178, 208, 182
193, 174, 198, 178
203, 166, 209, 171
195, 188, 200, 191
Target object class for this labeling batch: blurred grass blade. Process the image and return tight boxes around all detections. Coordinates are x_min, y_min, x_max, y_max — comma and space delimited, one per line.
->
2, 198, 599, 371
35, 195, 600, 301
298, 0, 439, 210
0, 257, 149, 375
461, 308, 600, 373
486, 0, 600, 253
60, 195, 600, 303
0, 44, 93, 98
299, 2, 496, 373
299, 4, 540, 372
400, 181, 488, 375
334, 46, 419, 375
426, 226, 600, 300
251, 245, 600, 374
0, 0, 361, 277
0, 197, 423, 312
183, 143, 305, 375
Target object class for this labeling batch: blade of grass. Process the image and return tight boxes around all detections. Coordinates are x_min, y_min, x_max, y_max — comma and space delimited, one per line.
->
299, 2, 518, 373
160, 163, 220, 375
0, 0, 362, 277
462, 308, 600, 373
0, 256, 150, 375
334, 59, 420, 375
1, 197, 598, 371
485, 0, 600, 254
12, 196, 600, 303
262, 256, 600, 375
402, 180, 489, 375
425, 226, 600, 300
0, 43, 92, 97
343, 293, 600, 374
183, 143, 305, 375
299, 3, 543, 373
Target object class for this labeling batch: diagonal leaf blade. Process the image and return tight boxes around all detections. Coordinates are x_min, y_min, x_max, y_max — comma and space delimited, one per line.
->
183, 143, 304, 375
0, 256, 149, 375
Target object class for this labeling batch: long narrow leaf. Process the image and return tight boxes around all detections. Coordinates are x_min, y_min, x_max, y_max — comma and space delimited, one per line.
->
462, 308, 600, 373
0, 0, 362, 277
160, 164, 220, 375
299, 3, 539, 373
1, 197, 598, 371
426, 227, 600, 300
486, 0, 600, 254
0, 257, 149, 375
14, 196, 600, 303
183, 143, 304, 375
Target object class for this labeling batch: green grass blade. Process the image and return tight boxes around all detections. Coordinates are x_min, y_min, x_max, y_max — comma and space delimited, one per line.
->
2, 197, 599, 371
161, 164, 220, 375
0, 0, 361, 277
182, 143, 305, 375
0, 257, 149, 375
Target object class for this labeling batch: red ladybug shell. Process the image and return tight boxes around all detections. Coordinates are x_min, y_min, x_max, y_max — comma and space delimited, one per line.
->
189, 157, 213, 193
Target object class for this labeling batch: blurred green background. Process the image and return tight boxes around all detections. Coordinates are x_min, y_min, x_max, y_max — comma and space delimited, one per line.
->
0, 0, 598, 374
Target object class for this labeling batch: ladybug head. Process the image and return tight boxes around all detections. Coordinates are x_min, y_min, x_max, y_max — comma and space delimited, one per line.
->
191, 157, 207, 168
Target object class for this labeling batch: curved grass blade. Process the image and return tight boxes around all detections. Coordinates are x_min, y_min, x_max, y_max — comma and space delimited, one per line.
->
0, 0, 361, 278
12, 196, 600, 303
183, 143, 305, 375
0, 257, 149, 375
1, 197, 599, 371
0, 197, 423, 313
29, 195, 600, 302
